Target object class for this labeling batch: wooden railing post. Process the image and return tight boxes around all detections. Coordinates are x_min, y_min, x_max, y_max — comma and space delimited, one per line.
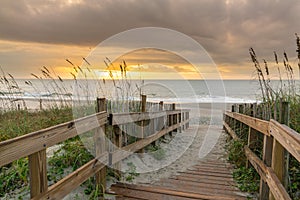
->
238, 104, 244, 137
95, 98, 107, 192
171, 103, 176, 136
151, 101, 164, 146
260, 103, 273, 200
29, 149, 48, 198
269, 101, 289, 200
182, 110, 185, 131
39, 99, 42, 110
159, 101, 164, 131
281, 101, 290, 189
113, 125, 122, 179
231, 104, 237, 132
139, 95, 147, 154
246, 103, 258, 168
186, 111, 189, 129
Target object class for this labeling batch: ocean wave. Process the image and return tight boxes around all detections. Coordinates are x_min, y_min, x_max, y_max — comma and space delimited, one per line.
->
0, 93, 258, 104
146, 95, 258, 104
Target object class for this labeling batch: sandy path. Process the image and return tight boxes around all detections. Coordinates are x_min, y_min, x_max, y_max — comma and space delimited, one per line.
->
120, 124, 228, 185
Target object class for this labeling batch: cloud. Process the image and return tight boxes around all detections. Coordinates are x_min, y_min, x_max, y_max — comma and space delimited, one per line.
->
0, 0, 300, 78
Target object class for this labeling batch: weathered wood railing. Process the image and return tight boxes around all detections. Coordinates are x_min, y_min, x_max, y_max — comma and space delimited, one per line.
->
0, 98, 189, 200
223, 103, 300, 200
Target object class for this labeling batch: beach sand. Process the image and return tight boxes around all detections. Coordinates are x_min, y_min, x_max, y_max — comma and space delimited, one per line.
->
121, 125, 228, 185
117, 102, 233, 185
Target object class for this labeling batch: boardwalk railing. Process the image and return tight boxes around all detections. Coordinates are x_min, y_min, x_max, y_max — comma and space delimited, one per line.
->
0, 97, 190, 200
223, 103, 300, 200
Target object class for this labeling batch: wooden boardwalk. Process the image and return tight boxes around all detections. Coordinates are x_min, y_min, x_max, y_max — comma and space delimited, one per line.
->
108, 126, 250, 200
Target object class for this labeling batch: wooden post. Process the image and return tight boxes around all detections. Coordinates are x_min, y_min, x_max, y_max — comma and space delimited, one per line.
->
95, 98, 107, 192
182, 111, 185, 130
159, 101, 164, 131
178, 112, 182, 133
260, 103, 273, 200
29, 150, 48, 198
39, 99, 42, 110
246, 103, 258, 168
171, 103, 176, 136
231, 104, 237, 132
238, 104, 244, 137
186, 111, 189, 129
269, 101, 289, 200
139, 95, 146, 154
113, 125, 122, 179
141, 95, 146, 113
282, 102, 290, 190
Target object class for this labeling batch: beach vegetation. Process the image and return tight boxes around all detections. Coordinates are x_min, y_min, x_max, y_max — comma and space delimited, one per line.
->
249, 34, 300, 199
0, 58, 145, 198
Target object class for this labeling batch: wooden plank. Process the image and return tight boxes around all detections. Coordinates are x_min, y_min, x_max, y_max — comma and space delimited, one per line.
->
110, 111, 166, 125
225, 112, 269, 136
0, 111, 107, 167
180, 170, 233, 178
111, 186, 199, 200
244, 146, 291, 200
260, 134, 273, 200
247, 103, 258, 169
139, 95, 147, 154
115, 197, 145, 200
193, 162, 231, 168
110, 109, 190, 125
186, 167, 233, 175
95, 98, 107, 192
111, 183, 246, 200
170, 176, 235, 186
166, 109, 190, 115
197, 161, 231, 167
157, 178, 240, 192
32, 153, 109, 200
156, 181, 245, 197
188, 166, 233, 173
113, 125, 122, 179
29, 149, 48, 198
270, 139, 285, 200
269, 120, 300, 162
175, 173, 234, 182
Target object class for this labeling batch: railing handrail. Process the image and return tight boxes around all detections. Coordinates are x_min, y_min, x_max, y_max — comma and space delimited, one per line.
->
224, 111, 300, 162
0, 104, 190, 200
0, 111, 108, 167
223, 110, 300, 200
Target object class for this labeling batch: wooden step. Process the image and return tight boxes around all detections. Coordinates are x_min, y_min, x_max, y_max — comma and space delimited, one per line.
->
110, 183, 248, 200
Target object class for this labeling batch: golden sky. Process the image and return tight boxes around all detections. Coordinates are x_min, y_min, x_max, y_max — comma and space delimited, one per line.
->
0, 0, 299, 80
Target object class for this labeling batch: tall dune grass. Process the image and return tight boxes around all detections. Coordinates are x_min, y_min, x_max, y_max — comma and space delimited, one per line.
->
0, 57, 146, 198
249, 34, 300, 199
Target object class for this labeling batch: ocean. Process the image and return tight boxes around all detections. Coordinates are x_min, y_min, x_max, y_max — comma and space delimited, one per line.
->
0, 79, 261, 105
0, 79, 265, 124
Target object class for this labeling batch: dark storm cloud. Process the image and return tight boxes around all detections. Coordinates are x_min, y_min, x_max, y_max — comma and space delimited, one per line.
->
0, 0, 300, 67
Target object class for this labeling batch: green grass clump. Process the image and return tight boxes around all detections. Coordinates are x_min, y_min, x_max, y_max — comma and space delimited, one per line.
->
0, 107, 72, 142
123, 162, 139, 182
48, 137, 94, 183
146, 144, 166, 160
226, 138, 260, 194
0, 107, 73, 197
233, 166, 260, 193
0, 158, 29, 197
227, 139, 247, 167
290, 99, 300, 132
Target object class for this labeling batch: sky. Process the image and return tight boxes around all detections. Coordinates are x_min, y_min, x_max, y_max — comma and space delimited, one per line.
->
0, 0, 300, 80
